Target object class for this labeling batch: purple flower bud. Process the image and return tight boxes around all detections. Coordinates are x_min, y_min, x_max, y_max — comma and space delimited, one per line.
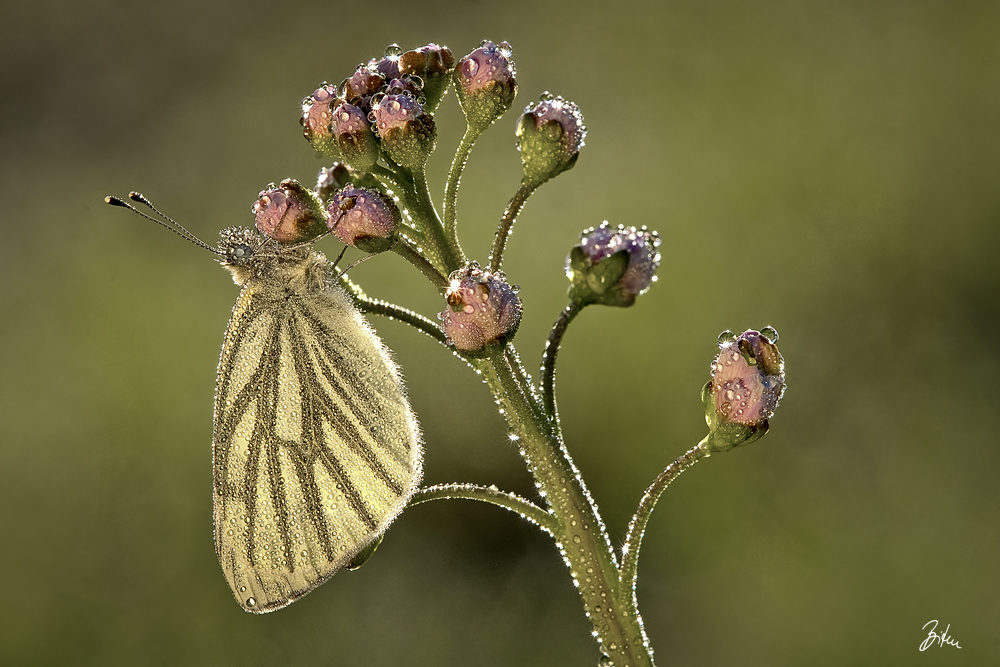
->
342, 64, 385, 105
454, 40, 517, 134
703, 328, 785, 452
398, 43, 455, 112
438, 264, 522, 354
516, 93, 586, 186
372, 94, 436, 169
332, 100, 379, 170
566, 223, 661, 307
300, 84, 340, 157
375, 45, 403, 80
252, 179, 328, 244
385, 77, 422, 98
326, 185, 399, 254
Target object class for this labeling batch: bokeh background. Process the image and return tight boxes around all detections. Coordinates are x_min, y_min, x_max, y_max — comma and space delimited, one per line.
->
2, 0, 997, 664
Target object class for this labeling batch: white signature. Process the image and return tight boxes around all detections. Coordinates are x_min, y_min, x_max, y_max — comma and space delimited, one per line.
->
919, 620, 961, 651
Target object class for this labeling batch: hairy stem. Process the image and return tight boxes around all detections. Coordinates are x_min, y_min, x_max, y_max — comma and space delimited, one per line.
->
338, 275, 446, 344
392, 239, 449, 289
443, 127, 479, 253
472, 348, 654, 667
409, 483, 559, 534
489, 180, 538, 273
540, 300, 585, 422
619, 439, 710, 618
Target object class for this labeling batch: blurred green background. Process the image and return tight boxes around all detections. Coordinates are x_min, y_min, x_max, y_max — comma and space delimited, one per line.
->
2, 0, 997, 664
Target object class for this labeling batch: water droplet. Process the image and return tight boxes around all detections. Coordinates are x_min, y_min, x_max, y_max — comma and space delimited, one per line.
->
717, 330, 736, 347
384, 44, 403, 57
760, 326, 779, 343
246, 597, 257, 607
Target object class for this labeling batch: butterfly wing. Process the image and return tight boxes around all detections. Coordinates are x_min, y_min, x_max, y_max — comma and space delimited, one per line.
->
211, 273, 421, 613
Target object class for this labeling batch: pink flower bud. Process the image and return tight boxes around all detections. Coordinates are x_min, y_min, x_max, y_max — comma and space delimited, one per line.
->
398, 43, 455, 112
454, 40, 517, 133
332, 100, 379, 170
702, 328, 785, 452
252, 179, 328, 244
438, 264, 522, 354
342, 64, 385, 105
371, 94, 436, 169
300, 84, 340, 157
326, 185, 399, 253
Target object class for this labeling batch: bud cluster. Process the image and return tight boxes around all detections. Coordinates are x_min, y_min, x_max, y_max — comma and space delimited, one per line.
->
298, 44, 456, 171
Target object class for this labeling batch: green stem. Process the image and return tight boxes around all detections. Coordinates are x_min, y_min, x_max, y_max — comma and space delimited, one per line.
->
409, 483, 559, 534
443, 127, 479, 252
489, 180, 538, 274
338, 275, 446, 345
473, 349, 654, 667
409, 167, 464, 272
619, 439, 710, 631
540, 300, 585, 421
392, 239, 449, 289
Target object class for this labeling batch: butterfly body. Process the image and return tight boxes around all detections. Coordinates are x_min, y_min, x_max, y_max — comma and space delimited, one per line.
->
212, 227, 421, 613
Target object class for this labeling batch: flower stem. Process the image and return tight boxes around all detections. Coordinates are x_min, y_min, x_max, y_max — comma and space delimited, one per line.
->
473, 348, 654, 667
489, 180, 538, 273
338, 275, 446, 344
408, 167, 464, 273
540, 299, 585, 421
409, 483, 558, 534
619, 439, 710, 616
443, 127, 479, 253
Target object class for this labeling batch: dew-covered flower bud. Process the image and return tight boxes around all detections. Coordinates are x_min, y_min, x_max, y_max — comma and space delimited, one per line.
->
372, 94, 437, 169
454, 40, 517, 135
300, 84, 340, 158
385, 77, 423, 98
342, 64, 385, 107
702, 328, 785, 453
565, 223, 661, 307
253, 179, 328, 244
438, 264, 522, 354
517, 93, 586, 187
399, 43, 455, 113
326, 185, 399, 254
370, 44, 404, 83
331, 100, 379, 170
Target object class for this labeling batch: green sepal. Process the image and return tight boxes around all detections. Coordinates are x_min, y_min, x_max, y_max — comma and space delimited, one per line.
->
567, 247, 632, 306
337, 128, 380, 172
516, 114, 579, 188
353, 234, 396, 254
276, 178, 329, 244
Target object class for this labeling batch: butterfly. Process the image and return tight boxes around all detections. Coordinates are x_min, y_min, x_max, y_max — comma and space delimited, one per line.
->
107, 193, 422, 613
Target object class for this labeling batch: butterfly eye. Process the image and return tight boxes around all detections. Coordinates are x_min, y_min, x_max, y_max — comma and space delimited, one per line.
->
231, 245, 253, 261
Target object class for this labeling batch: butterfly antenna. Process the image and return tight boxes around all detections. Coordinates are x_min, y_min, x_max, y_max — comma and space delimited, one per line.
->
104, 193, 220, 254
333, 246, 386, 282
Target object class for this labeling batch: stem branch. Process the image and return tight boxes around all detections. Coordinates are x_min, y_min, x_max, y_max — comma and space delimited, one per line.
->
409, 483, 559, 534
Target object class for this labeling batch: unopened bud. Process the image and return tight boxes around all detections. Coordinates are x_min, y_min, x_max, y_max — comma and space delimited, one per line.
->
438, 264, 522, 354
454, 40, 517, 135
517, 93, 586, 187
702, 328, 785, 453
331, 100, 379, 170
300, 84, 340, 158
566, 223, 661, 307
342, 64, 385, 108
253, 179, 328, 244
372, 94, 436, 169
326, 185, 399, 254
399, 43, 455, 112
375, 45, 403, 80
